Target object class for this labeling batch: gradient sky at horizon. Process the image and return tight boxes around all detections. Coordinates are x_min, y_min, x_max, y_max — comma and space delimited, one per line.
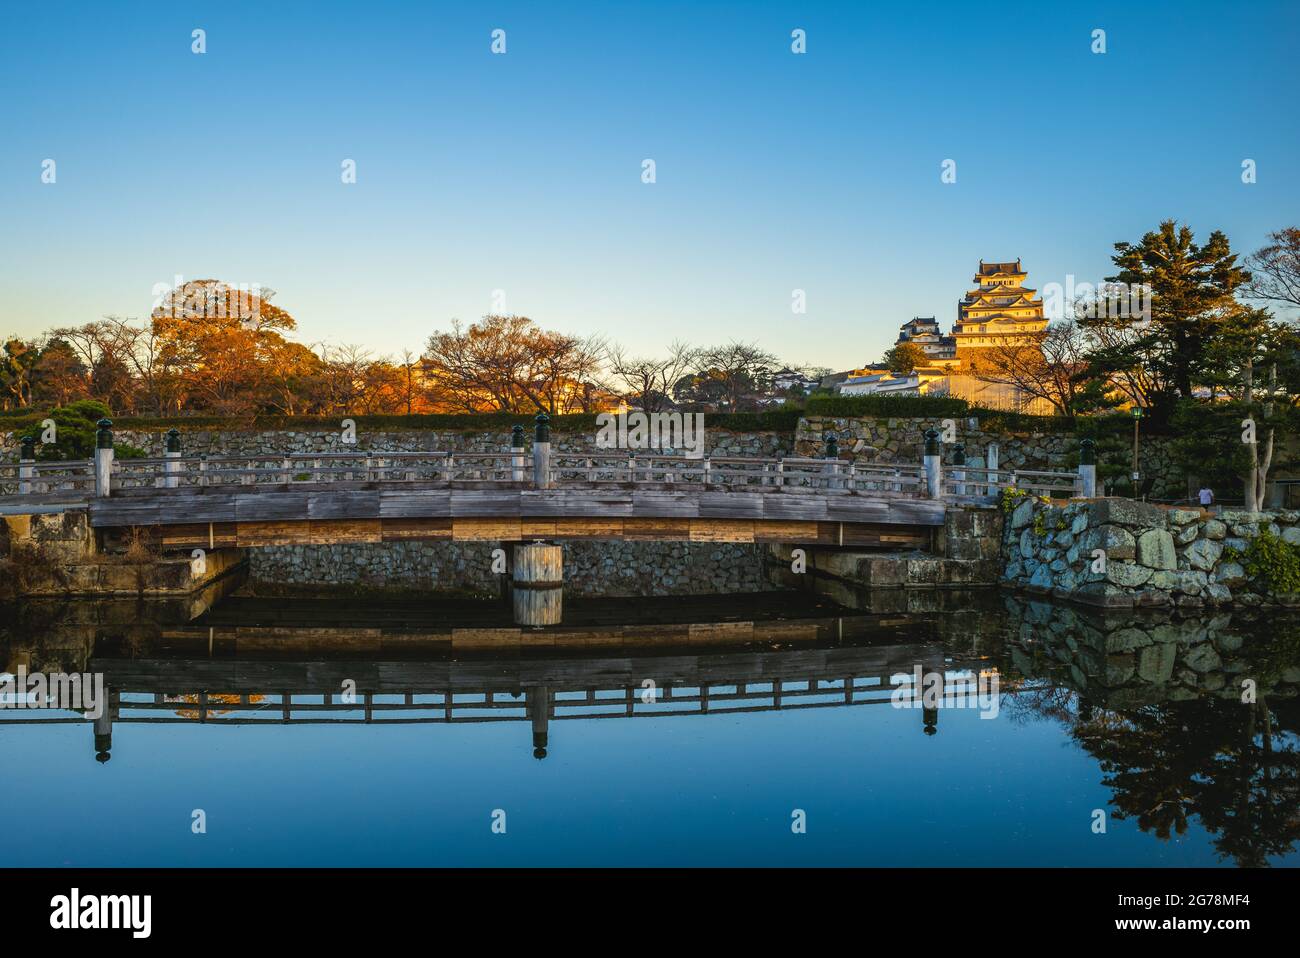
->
2, 0, 1297, 369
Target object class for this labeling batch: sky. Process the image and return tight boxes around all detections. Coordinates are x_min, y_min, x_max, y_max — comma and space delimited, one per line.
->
1, 0, 1297, 370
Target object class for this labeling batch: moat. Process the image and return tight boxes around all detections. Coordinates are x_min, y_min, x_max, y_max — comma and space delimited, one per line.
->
3, 588, 1298, 867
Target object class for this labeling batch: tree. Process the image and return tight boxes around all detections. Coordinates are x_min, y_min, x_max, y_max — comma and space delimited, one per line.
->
1245, 227, 1300, 312
881, 341, 927, 374
973, 321, 1102, 417
150, 280, 298, 415
0, 338, 39, 410
30, 338, 88, 407
422, 314, 605, 414
605, 340, 696, 413
1084, 220, 1250, 423
693, 341, 779, 411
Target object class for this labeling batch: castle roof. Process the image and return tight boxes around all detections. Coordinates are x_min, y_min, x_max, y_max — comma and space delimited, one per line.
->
976, 259, 1024, 276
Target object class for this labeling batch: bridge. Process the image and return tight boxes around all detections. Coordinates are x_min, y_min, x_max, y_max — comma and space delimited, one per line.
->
0, 419, 1085, 553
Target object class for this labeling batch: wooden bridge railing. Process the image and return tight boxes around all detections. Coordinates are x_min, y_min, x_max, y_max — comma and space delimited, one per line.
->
0, 418, 1091, 507
0, 670, 1006, 727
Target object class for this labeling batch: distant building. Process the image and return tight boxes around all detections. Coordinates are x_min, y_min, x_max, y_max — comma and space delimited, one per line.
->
772, 367, 821, 394
896, 317, 956, 362
953, 259, 1047, 368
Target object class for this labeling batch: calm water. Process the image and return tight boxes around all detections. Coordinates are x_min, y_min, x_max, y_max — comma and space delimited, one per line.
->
3, 588, 1298, 867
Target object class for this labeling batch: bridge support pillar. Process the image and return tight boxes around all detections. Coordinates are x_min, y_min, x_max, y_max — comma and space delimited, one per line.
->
512, 542, 562, 626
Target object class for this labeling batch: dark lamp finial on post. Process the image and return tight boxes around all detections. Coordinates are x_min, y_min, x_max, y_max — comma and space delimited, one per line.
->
95, 418, 114, 449
534, 411, 550, 443
823, 431, 838, 459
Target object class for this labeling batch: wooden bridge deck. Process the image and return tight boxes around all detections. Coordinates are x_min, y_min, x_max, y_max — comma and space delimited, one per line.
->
87, 481, 947, 546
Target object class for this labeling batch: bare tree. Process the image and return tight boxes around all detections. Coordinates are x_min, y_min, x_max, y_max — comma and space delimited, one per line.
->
694, 341, 779, 411
422, 315, 607, 414
605, 340, 696, 413
974, 321, 1094, 416
1245, 227, 1300, 312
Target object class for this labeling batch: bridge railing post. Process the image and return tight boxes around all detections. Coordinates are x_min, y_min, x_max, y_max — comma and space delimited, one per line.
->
18, 435, 35, 496
164, 429, 182, 489
823, 431, 841, 490
533, 412, 552, 489
94, 418, 114, 498
986, 442, 1000, 498
1077, 438, 1097, 498
952, 443, 966, 498
922, 428, 942, 499
511, 424, 526, 482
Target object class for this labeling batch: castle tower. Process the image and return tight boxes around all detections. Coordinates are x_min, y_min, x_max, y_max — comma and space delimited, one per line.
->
953, 259, 1046, 369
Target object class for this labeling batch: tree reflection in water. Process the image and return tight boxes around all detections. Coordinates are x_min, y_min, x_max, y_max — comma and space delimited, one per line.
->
1004, 602, 1300, 867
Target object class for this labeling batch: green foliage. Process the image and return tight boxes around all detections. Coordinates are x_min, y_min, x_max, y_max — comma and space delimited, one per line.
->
805, 394, 972, 418
30, 400, 145, 461
881, 342, 928, 373
1000, 487, 1031, 513
37, 400, 111, 460
1226, 526, 1300, 595
4, 409, 804, 441
1166, 399, 1252, 495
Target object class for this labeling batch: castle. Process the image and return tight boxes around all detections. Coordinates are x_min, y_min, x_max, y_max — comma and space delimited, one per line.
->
894, 259, 1047, 371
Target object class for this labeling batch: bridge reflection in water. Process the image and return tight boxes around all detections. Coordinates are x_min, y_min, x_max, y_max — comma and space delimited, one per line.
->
3, 595, 1007, 762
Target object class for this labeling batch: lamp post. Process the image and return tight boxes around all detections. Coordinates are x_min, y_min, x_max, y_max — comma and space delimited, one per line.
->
1130, 406, 1143, 495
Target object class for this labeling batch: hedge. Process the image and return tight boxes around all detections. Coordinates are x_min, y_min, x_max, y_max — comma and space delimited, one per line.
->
0, 408, 804, 436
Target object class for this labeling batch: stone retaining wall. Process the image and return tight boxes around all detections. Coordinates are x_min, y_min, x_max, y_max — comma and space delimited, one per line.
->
247, 541, 772, 598
796, 415, 1179, 499
0, 427, 791, 461
1002, 494, 1300, 608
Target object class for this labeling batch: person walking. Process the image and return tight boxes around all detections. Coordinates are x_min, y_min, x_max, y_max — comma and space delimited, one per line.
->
1198, 486, 1215, 514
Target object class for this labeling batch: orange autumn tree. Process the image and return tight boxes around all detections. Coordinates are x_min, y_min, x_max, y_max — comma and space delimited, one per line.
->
151, 280, 299, 415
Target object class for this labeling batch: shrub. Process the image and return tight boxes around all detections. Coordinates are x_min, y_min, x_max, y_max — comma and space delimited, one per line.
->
1226, 526, 1300, 595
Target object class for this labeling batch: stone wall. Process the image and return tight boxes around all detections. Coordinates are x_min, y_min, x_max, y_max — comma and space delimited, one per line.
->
0, 427, 792, 461
247, 541, 772, 598
1002, 494, 1300, 608
0, 512, 244, 599
796, 415, 1180, 500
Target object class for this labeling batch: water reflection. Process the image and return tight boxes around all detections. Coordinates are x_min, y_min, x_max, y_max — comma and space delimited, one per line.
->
3, 591, 1298, 866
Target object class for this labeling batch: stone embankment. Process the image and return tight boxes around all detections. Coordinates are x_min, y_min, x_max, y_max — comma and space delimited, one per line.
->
0, 512, 243, 600
1003, 494, 1300, 608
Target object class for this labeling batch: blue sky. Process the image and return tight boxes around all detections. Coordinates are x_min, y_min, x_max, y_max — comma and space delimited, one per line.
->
2, 0, 1297, 368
